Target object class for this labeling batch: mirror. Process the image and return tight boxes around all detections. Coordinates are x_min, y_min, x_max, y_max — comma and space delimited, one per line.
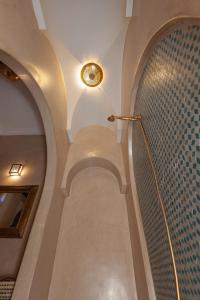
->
0, 186, 38, 238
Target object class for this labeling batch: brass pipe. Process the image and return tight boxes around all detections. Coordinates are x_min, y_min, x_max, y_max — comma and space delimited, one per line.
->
108, 113, 180, 298
138, 122, 180, 300
107, 114, 142, 122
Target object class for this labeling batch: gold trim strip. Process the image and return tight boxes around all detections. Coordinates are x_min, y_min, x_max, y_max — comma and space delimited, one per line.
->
138, 121, 181, 300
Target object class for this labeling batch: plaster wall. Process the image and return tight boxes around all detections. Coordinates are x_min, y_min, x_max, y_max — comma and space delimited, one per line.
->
62, 126, 127, 194
49, 167, 136, 300
121, 1, 200, 299
0, 135, 46, 279
0, 1, 69, 299
50, 125, 137, 300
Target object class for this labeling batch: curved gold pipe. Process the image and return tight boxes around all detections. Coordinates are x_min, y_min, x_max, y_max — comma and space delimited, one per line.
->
138, 122, 180, 300
107, 114, 142, 122
111, 114, 180, 299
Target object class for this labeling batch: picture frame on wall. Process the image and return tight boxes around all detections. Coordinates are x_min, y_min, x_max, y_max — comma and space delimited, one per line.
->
0, 185, 38, 238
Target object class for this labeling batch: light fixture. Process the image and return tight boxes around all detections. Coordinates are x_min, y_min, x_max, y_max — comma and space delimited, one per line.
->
9, 164, 23, 176
0, 61, 19, 81
81, 62, 103, 87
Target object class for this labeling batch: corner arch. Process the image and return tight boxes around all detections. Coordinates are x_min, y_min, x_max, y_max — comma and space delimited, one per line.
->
61, 125, 127, 197
65, 157, 127, 197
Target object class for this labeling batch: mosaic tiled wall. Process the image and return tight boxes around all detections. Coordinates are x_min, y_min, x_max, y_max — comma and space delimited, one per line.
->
132, 21, 200, 300
132, 123, 177, 299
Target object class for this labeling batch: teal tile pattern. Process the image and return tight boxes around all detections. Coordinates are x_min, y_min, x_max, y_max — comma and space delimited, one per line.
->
133, 22, 200, 299
132, 123, 177, 299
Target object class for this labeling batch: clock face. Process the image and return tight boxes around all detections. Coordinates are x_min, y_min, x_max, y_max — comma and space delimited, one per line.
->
81, 63, 103, 87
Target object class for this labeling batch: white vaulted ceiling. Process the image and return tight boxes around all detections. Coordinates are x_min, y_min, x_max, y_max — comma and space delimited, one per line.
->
32, 0, 133, 142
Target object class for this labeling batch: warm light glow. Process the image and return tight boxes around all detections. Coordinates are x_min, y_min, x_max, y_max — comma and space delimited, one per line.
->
75, 63, 87, 89
102, 277, 129, 300
75, 60, 105, 91
24, 64, 50, 88
81, 62, 103, 87
144, 61, 177, 89
9, 164, 23, 176
87, 151, 98, 158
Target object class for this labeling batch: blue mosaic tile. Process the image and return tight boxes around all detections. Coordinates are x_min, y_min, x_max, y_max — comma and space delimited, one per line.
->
133, 21, 200, 300
132, 123, 177, 299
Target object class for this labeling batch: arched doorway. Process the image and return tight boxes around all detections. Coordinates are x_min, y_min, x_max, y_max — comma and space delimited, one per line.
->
0, 51, 58, 300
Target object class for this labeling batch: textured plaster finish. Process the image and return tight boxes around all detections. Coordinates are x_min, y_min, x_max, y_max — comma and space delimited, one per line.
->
49, 167, 136, 300
0, 1, 69, 299
62, 126, 127, 194
121, 1, 200, 299
65, 157, 125, 196
0, 135, 46, 278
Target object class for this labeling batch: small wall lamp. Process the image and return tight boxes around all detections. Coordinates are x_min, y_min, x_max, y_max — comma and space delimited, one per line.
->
81, 63, 103, 87
9, 164, 23, 176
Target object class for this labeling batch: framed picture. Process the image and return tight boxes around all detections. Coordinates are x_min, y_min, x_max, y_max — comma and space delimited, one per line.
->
0, 186, 38, 238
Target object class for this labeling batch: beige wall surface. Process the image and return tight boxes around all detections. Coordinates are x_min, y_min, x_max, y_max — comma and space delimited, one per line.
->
62, 126, 127, 195
0, 1, 69, 299
49, 167, 136, 300
121, 1, 200, 299
0, 135, 46, 279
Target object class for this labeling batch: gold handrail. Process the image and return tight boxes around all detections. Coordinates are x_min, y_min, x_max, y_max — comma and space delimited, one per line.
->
107, 114, 180, 300
139, 122, 180, 300
107, 114, 142, 122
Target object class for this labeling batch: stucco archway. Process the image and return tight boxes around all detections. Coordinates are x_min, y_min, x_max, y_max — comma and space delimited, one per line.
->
0, 50, 60, 300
